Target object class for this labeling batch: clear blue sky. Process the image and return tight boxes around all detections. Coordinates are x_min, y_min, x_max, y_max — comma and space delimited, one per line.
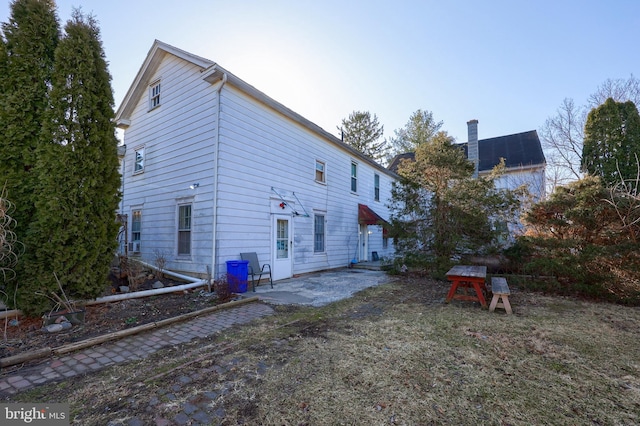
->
1, 0, 639, 144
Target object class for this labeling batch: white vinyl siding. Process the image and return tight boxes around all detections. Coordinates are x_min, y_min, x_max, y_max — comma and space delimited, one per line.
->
119, 46, 396, 276
119, 54, 216, 274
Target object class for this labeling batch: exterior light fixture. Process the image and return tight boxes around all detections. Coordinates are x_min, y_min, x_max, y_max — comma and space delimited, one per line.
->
190, 183, 200, 189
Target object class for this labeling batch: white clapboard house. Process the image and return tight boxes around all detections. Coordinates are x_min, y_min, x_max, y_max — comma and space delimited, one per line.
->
115, 40, 396, 281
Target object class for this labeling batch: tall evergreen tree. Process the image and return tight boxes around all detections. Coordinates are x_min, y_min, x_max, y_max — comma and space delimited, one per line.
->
20, 10, 121, 314
582, 98, 640, 187
386, 109, 443, 161
338, 111, 387, 162
390, 131, 521, 273
0, 0, 59, 292
0, 36, 7, 93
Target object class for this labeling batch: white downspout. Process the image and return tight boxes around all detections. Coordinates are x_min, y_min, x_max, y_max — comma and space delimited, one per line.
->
212, 72, 227, 280
85, 280, 206, 306
79, 260, 204, 305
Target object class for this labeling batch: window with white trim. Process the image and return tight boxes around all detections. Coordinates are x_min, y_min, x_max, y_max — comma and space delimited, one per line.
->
315, 160, 325, 183
178, 204, 192, 255
134, 147, 144, 173
374, 173, 380, 201
132, 210, 142, 242
149, 80, 161, 109
314, 214, 325, 253
129, 210, 142, 253
350, 161, 358, 193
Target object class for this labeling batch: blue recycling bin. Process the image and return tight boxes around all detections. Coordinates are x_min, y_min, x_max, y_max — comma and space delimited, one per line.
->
226, 260, 249, 293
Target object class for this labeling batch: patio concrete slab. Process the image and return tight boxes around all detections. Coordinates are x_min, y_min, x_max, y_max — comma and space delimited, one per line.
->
251, 268, 391, 306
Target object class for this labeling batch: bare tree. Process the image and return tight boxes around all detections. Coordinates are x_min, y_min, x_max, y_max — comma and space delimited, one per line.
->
1, 183, 20, 339
539, 98, 585, 187
588, 74, 640, 108
0, 184, 19, 283
603, 154, 640, 243
540, 75, 640, 192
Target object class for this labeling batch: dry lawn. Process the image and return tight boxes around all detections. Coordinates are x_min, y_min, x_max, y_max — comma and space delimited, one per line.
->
8, 276, 640, 425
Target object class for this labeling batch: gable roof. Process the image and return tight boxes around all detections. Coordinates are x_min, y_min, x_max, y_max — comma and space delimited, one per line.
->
115, 40, 214, 127
115, 40, 397, 179
387, 130, 545, 173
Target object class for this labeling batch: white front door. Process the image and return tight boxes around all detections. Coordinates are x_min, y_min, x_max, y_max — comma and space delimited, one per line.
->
272, 214, 293, 281
359, 224, 369, 262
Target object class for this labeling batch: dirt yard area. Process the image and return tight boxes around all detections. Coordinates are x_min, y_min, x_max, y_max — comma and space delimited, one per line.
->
0, 277, 220, 360
6, 275, 640, 425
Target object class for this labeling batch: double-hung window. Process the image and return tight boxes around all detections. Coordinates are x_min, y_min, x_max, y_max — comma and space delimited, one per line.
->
178, 204, 192, 255
315, 160, 325, 183
314, 214, 325, 253
149, 80, 161, 109
130, 210, 142, 253
350, 161, 358, 193
132, 210, 142, 242
374, 174, 380, 201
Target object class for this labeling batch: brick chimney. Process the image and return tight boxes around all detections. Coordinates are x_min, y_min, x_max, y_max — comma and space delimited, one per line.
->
467, 119, 479, 177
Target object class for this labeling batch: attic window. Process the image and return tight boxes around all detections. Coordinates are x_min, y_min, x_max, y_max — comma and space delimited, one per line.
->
149, 80, 161, 110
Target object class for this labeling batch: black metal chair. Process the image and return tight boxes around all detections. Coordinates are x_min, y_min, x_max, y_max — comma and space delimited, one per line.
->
240, 252, 273, 292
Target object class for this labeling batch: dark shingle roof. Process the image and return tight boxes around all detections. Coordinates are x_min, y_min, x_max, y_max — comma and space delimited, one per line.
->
464, 130, 546, 171
387, 130, 545, 173
387, 152, 415, 173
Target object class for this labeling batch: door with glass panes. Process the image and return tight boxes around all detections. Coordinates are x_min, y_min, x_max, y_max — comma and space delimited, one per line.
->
272, 214, 292, 281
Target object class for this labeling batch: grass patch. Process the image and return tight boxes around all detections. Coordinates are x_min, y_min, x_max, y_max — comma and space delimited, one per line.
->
7, 277, 640, 425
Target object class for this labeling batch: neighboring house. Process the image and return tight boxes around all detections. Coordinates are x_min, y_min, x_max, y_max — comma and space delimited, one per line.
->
389, 120, 546, 201
115, 40, 396, 280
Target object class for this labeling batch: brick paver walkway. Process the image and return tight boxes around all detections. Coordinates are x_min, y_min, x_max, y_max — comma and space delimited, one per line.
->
0, 299, 274, 396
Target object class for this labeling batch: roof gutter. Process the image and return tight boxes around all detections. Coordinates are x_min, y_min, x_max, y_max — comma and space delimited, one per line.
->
479, 162, 546, 176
